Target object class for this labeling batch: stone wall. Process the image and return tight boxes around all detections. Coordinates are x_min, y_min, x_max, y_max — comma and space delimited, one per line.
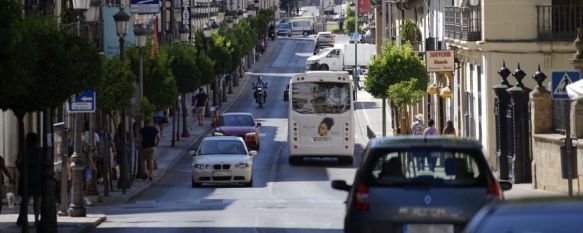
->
532, 134, 583, 194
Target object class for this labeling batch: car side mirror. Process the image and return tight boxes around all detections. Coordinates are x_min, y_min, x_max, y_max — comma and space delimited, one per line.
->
189, 150, 196, 156
499, 180, 513, 191
331, 180, 351, 191
256, 122, 262, 127
249, 150, 258, 157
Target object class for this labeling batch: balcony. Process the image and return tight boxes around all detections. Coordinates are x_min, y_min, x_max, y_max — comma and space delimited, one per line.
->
444, 7, 481, 41
537, 5, 583, 41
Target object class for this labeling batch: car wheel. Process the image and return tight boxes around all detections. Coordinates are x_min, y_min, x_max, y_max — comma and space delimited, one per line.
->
319, 64, 329, 70
192, 180, 202, 188
244, 178, 253, 187
289, 156, 302, 165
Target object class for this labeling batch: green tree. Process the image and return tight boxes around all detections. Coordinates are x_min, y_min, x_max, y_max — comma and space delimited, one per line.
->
364, 41, 428, 134
209, 32, 232, 76
400, 19, 421, 43
0, 8, 101, 229
387, 78, 425, 112
142, 44, 179, 109
94, 56, 136, 119
168, 42, 199, 137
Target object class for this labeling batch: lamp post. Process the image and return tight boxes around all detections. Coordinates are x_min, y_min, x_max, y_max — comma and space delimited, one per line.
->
67, 0, 90, 220
134, 24, 147, 129
113, 7, 130, 194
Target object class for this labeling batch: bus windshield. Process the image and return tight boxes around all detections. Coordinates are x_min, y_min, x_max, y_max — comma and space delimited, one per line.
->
291, 82, 351, 114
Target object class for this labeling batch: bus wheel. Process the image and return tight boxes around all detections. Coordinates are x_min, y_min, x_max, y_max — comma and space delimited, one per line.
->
289, 156, 302, 165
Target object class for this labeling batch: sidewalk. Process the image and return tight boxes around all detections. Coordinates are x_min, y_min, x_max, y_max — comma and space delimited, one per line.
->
0, 74, 253, 233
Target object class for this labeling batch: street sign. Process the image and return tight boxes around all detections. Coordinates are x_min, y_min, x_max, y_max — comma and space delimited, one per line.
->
130, 0, 160, 14
426, 50, 455, 72
67, 89, 96, 113
551, 71, 581, 100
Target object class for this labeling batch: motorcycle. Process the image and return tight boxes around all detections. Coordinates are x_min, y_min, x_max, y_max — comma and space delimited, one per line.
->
269, 31, 276, 40
254, 84, 267, 108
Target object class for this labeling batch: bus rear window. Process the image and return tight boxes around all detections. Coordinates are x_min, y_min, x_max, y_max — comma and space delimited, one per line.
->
291, 82, 351, 114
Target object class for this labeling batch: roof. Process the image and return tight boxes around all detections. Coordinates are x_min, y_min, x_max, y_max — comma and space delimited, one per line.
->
368, 136, 483, 150
490, 197, 583, 215
202, 136, 244, 142
221, 112, 253, 117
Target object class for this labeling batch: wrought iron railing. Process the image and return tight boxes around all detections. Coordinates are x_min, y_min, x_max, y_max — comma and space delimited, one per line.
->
444, 6, 481, 41
537, 5, 583, 41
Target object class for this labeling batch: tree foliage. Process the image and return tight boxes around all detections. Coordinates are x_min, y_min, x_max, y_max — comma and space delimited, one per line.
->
94, 57, 136, 114
168, 42, 200, 94
209, 32, 232, 75
387, 78, 425, 112
364, 41, 428, 99
142, 45, 179, 108
400, 19, 421, 43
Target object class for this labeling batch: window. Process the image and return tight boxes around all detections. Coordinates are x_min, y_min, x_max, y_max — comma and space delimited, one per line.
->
198, 140, 246, 155
220, 115, 254, 126
366, 150, 487, 188
292, 82, 351, 114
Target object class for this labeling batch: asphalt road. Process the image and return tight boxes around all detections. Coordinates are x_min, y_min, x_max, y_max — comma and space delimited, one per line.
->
89, 36, 372, 233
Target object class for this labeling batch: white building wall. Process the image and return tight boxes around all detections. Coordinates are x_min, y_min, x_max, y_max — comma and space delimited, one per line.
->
1, 111, 19, 167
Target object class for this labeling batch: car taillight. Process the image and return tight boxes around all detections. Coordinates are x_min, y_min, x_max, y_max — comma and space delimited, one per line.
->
353, 183, 369, 211
487, 181, 503, 199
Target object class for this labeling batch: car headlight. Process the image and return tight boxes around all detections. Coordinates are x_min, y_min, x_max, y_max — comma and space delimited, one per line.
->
212, 131, 224, 136
194, 164, 210, 169
235, 162, 250, 168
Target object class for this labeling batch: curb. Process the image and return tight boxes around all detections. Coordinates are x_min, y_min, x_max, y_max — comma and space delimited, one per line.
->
71, 215, 107, 233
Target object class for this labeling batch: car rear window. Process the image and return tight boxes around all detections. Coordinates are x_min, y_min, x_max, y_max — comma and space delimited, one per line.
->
365, 149, 488, 188
220, 115, 254, 126
474, 213, 583, 233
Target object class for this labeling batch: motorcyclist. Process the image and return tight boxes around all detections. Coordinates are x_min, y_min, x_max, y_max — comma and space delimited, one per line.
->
269, 24, 276, 40
252, 76, 268, 102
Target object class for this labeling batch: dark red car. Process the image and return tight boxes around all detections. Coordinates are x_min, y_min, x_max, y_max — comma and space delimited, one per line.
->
212, 112, 262, 150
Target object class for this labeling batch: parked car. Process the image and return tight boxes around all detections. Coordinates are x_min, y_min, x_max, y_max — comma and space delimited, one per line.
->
463, 197, 583, 233
190, 136, 256, 187
276, 23, 291, 37
212, 112, 262, 150
283, 84, 289, 102
315, 32, 335, 46
332, 136, 512, 233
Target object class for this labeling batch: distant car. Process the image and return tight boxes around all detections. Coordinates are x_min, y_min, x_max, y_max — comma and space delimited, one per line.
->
348, 32, 362, 44
191, 136, 256, 187
283, 84, 289, 101
463, 197, 583, 233
315, 32, 335, 46
332, 137, 512, 233
276, 23, 291, 37
212, 112, 262, 150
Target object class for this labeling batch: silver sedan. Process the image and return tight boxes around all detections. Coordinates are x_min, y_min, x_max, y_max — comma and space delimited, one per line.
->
191, 136, 256, 187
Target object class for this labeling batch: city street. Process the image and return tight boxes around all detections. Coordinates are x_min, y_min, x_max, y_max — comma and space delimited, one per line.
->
88, 37, 363, 233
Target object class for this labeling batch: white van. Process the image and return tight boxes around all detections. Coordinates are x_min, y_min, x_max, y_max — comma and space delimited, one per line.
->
289, 19, 314, 37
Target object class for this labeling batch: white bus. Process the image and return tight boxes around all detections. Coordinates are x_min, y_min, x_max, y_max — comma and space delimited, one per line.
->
288, 71, 354, 165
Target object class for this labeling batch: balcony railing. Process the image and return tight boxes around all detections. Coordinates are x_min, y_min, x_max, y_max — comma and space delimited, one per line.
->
444, 6, 481, 41
537, 5, 583, 41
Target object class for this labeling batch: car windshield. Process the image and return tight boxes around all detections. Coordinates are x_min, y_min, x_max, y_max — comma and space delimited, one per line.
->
316, 47, 334, 55
220, 115, 255, 126
197, 140, 247, 155
277, 23, 289, 29
365, 149, 487, 187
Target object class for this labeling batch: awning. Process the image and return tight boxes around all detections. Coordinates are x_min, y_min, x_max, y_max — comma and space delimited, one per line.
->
567, 79, 583, 100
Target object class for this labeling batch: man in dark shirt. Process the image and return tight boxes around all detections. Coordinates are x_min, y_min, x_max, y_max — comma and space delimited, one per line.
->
139, 120, 160, 181
192, 88, 208, 126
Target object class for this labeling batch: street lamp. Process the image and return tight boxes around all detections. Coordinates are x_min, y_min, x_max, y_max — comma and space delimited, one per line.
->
66, 0, 91, 221
113, 7, 130, 194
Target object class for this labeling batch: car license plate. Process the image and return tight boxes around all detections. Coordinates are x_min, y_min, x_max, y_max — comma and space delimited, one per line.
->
404, 224, 453, 233
213, 171, 231, 176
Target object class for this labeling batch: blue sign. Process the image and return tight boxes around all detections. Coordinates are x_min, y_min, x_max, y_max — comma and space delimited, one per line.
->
68, 89, 96, 113
552, 71, 581, 100
130, 0, 160, 13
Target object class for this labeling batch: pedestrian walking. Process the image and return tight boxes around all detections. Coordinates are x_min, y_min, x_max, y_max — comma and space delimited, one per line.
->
192, 88, 208, 126
82, 122, 100, 196
17, 132, 42, 226
442, 120, 456, 136
424, 119, 438, 172
139, 120, 160, 181
0, 155, 15, 214
410, 114, 426, 171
